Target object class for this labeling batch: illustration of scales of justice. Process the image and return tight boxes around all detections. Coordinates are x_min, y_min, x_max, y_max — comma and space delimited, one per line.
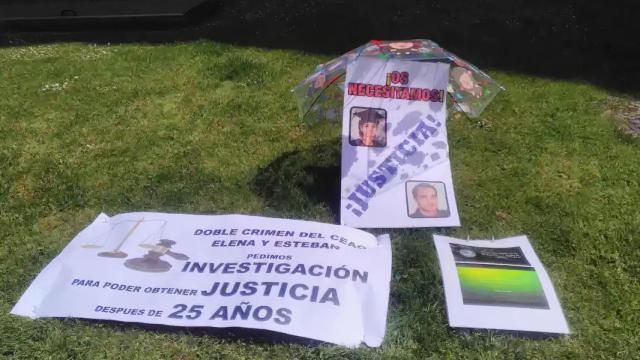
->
80, 218, 188, 272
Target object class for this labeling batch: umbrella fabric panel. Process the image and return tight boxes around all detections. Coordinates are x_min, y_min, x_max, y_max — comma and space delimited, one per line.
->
293, 39, 504, 122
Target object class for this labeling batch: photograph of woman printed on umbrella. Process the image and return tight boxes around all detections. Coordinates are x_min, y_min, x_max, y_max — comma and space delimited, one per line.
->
349, 107, 387, 147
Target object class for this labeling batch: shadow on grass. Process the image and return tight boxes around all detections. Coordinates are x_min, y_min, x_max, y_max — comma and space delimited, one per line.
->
64, 318, 329, 347
56, 317, 561, 348
1, 0, 639, 94
253, 140, 341, 222
453, 327, 567, 340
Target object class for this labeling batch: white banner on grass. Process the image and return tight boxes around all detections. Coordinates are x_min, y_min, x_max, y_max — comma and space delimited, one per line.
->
12, 212, 392, 347
433, 235, 570, 334
340, 57, 460, 228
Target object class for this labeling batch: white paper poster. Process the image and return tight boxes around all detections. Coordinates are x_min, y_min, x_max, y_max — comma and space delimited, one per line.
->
12, 212, 392, 347
340, 58, 460, 228
433, 235, 570, 334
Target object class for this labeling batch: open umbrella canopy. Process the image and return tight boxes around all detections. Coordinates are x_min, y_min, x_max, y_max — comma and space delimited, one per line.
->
293, 39, 504, 122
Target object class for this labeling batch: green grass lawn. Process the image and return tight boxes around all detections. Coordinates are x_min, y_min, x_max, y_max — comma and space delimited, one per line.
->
1, 41, 639, 359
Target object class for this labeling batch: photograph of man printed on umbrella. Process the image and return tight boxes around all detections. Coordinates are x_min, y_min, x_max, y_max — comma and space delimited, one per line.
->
349, 107, 387, 147
406, 181, 451, 218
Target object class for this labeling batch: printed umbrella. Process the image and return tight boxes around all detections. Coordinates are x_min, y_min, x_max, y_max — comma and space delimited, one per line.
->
292, 39, 504, 122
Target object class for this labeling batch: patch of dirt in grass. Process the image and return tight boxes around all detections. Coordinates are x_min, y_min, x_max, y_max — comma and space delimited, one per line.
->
607, 96, 640, 142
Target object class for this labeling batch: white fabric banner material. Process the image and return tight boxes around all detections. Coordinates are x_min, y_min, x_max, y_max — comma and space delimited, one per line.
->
433, 235, 570, 334
340, 58, 460, 228
12, 212, 392, 347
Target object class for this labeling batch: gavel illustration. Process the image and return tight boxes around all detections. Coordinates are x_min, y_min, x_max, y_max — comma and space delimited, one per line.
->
124, 239, 189, 273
